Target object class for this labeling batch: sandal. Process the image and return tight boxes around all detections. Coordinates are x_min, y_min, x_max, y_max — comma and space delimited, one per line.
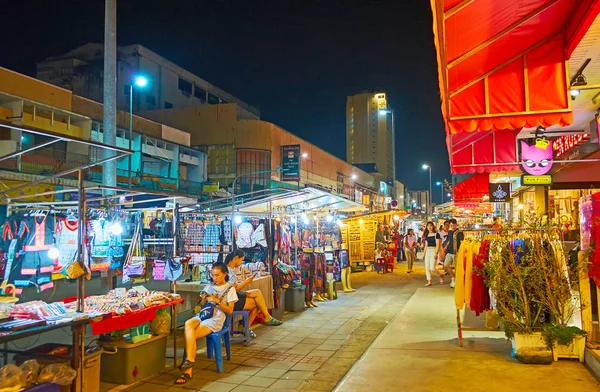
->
264, 318, 283, 326
439, 276, 444, 285
250, 330, 257, 338
175, 373, 192, 385
179, 359, 195, 371
425, 282, 432, 287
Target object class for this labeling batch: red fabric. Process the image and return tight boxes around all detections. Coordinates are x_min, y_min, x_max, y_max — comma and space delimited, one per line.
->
589, 193, 600, 286
471, 240, 491, 316
448, 130, 520, 174
565, 0, 600, 57
453, 173, 490, 203
90, 299, 183, 335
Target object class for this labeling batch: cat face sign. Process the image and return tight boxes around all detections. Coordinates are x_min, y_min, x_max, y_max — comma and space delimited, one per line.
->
520, 140, 554, 175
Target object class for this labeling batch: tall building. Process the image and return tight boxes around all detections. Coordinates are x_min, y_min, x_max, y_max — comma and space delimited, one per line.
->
36, 43, 259, 119
346, 92, 395, 184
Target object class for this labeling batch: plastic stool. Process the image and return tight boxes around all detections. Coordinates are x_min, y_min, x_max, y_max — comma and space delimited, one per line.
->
230, 310, 251, 346
375, 258, 386, 274
386, 256, 395, 273
206, 314, 232, 373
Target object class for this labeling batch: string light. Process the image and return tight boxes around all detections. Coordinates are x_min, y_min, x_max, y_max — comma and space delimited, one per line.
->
234, 215, 242, 224
109, 222, 123, 235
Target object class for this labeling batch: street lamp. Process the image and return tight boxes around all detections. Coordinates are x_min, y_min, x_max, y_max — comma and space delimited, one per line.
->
128, 75, 149, 188
231, 166, 282, 241
436, 181, 444, 204
422, 164, 432, 216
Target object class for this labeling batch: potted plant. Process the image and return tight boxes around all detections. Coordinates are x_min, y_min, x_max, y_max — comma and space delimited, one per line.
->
532, 238, 588, 362
484, 237, 548, 361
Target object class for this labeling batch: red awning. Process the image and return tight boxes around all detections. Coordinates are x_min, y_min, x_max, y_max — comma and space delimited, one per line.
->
448, 129, 520, 174
453, 172, 490, 204
432, 0, 581, 135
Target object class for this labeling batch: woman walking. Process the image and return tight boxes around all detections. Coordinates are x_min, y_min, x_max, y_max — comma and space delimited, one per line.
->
422, 221, 444, 286
404, 229, 417, 273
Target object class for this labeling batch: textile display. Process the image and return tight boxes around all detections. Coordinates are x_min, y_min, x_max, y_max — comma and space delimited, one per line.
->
315, 253, 326, 295
581, 193, 600, 287
300, 253, 316, 302
54, 218, 78, 272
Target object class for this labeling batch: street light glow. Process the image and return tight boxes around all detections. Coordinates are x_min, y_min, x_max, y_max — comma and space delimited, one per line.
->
422, 164, 429, 169
379, 109, 388, 115
351, 174, 357, 180
134, 75, 148, 88
436, 181, 441, 186
447, 193, 451, 197
302, 153, 308, 158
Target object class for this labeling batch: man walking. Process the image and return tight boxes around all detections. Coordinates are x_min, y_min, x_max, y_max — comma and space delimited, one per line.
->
443, 219, 464, 288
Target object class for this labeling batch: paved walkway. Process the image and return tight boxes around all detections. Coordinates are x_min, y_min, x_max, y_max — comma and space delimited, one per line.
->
101, 259, 599, 391
336, 274, 600, 392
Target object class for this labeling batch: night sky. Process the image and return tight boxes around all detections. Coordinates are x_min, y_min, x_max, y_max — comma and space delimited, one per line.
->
1, 0, 449, 202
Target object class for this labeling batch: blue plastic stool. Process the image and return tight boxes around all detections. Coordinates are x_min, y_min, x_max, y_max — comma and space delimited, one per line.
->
205, 314, 232, 373
230, 310, 252, 346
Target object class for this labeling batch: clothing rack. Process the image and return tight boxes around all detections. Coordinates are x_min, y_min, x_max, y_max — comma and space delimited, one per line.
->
452, 226, 563, 347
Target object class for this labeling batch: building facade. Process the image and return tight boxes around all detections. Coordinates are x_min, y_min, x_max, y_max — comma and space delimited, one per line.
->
141, 104, 390, 211
346, 92, 395, 184
36, 43, 259, 119
0, 66, 207, 197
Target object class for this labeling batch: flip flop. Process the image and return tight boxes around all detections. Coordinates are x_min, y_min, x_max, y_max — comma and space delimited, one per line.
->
250, 330, 257, 338
179, 359, 195, 371
264, 318, 283, 326
175, 373, 192, 385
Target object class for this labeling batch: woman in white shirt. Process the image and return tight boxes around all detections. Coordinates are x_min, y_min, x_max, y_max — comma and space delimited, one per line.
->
176, 262, 238, 385
422, 221, 444, 287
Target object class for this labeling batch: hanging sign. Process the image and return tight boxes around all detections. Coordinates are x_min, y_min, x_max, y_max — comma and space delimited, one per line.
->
488, 183, 510, 203
202, 181, 219, 193
520, 138, 554, 186
281, 144, 301, 182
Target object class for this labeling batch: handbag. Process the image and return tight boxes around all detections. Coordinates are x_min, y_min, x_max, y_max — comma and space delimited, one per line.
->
165, 258, 183, 281
197, 285, 233, 321
122, 218, 145, 284
65, 260, 85, 279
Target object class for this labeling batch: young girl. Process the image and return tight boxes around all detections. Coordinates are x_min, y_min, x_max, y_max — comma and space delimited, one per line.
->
176, 262, 238, 385
404, 229, 417, 273
422, 221, 444, 287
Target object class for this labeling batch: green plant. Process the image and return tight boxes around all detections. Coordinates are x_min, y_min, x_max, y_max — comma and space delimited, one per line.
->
542, 324, 587, 349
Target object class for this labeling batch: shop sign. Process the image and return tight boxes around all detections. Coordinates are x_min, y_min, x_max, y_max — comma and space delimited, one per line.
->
202, 181, 219, 193
1, 180, 54, 202
60, 191, 101, 205
488, 183, 510, 203
379, 181, 388, 195
554, 133, 589, 157
281, 144, 301, 182
522, 175, 552, 185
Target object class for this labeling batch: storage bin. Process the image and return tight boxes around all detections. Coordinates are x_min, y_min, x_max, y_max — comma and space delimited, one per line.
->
99, 334, 167, 385
271, 289, 286, 320
24, 383, 61, 392
14, 344, 102, 392
285, 285, 306, 312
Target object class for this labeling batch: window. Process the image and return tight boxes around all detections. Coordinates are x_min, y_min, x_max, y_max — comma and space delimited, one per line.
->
164, 101, 173, 109
146, 94, 156, 106
178, 78, 192, 94
194, 86, 206, 102
208, 93, 219, 104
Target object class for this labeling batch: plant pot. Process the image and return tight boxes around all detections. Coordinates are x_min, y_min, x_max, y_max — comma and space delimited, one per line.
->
511, 332, 552, 364
552, 335, 586, 362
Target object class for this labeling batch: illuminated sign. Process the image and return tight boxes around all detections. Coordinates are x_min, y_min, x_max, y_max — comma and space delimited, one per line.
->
488, 183, 510, 202
553, 133, 588, 157
522, 175, 552, 185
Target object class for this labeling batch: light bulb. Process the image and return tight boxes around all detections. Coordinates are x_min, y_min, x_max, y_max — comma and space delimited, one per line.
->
234, 215, 242, 224
290, 216, 297, 224
336, 219, 343, 226
326, 214, 333, 223
359, 218, 363, 224
109, 222, 123, 235
302, 216, 309, 224
48, 247, 60, 259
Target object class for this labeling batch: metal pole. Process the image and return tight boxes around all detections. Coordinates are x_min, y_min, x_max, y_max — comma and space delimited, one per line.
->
128, 84, 133, 188
77, 169, 85, 313
428, 167, 432, 217
103, 0, 117, 194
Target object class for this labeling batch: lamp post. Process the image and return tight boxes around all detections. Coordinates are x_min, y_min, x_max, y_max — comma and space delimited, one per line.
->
436, 181, 444, 204
128, 75, 149, 188
231, 167, 281, 239
422, 164, 432, 217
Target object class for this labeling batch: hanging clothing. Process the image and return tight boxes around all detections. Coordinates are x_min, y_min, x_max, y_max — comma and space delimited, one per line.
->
55, 218, 78, 270
470, 240, 491, 316
21, 215, 54, 276
221, 219, 232, 245
315, 253, 326, 295
252, 222, 267, 247
300, 253, 316, 302
236, 222, 254, 248
455, 240, 480, 310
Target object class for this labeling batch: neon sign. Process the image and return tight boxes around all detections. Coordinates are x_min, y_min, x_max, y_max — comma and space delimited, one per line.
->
553, 134, 589, 157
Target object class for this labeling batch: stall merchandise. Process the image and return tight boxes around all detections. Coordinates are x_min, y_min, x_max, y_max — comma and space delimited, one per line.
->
580, 193, 600, 286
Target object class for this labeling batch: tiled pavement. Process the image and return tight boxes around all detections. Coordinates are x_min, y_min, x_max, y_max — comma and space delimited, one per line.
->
101, 261, 425, 392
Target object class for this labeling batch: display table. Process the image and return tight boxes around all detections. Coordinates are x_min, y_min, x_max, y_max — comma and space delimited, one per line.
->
175, 275, 274, 312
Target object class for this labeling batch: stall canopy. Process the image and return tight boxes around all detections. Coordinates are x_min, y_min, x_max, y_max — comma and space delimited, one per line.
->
432, 0, 600, 173
453, 172, 490, 206
210, 187, 367, 215
449, 129, 521, 174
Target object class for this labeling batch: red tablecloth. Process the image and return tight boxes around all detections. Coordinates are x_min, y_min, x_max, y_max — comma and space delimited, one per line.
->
90, 299, 183, 335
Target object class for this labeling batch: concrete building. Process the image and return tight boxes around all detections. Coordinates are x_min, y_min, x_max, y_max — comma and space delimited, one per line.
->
0, 66, 207, 197
408, 190, 429, 214
36, 43, 259, 119
346, 92, 395, 184
140, 104, 391, 211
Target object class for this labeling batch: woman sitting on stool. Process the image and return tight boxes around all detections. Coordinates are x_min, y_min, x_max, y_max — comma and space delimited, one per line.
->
176, 262, 237, 385
225, 250, 282, 337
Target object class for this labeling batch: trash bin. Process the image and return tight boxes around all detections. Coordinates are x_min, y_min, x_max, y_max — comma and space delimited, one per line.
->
99, 334, 167, 385
285, 285, 306, 312
14, 344, 102, 392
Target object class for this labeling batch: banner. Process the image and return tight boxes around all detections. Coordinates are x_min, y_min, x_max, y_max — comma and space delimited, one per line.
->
488, 183, 510, 203
281, 144, 300, 182
0, 180, 54, 202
